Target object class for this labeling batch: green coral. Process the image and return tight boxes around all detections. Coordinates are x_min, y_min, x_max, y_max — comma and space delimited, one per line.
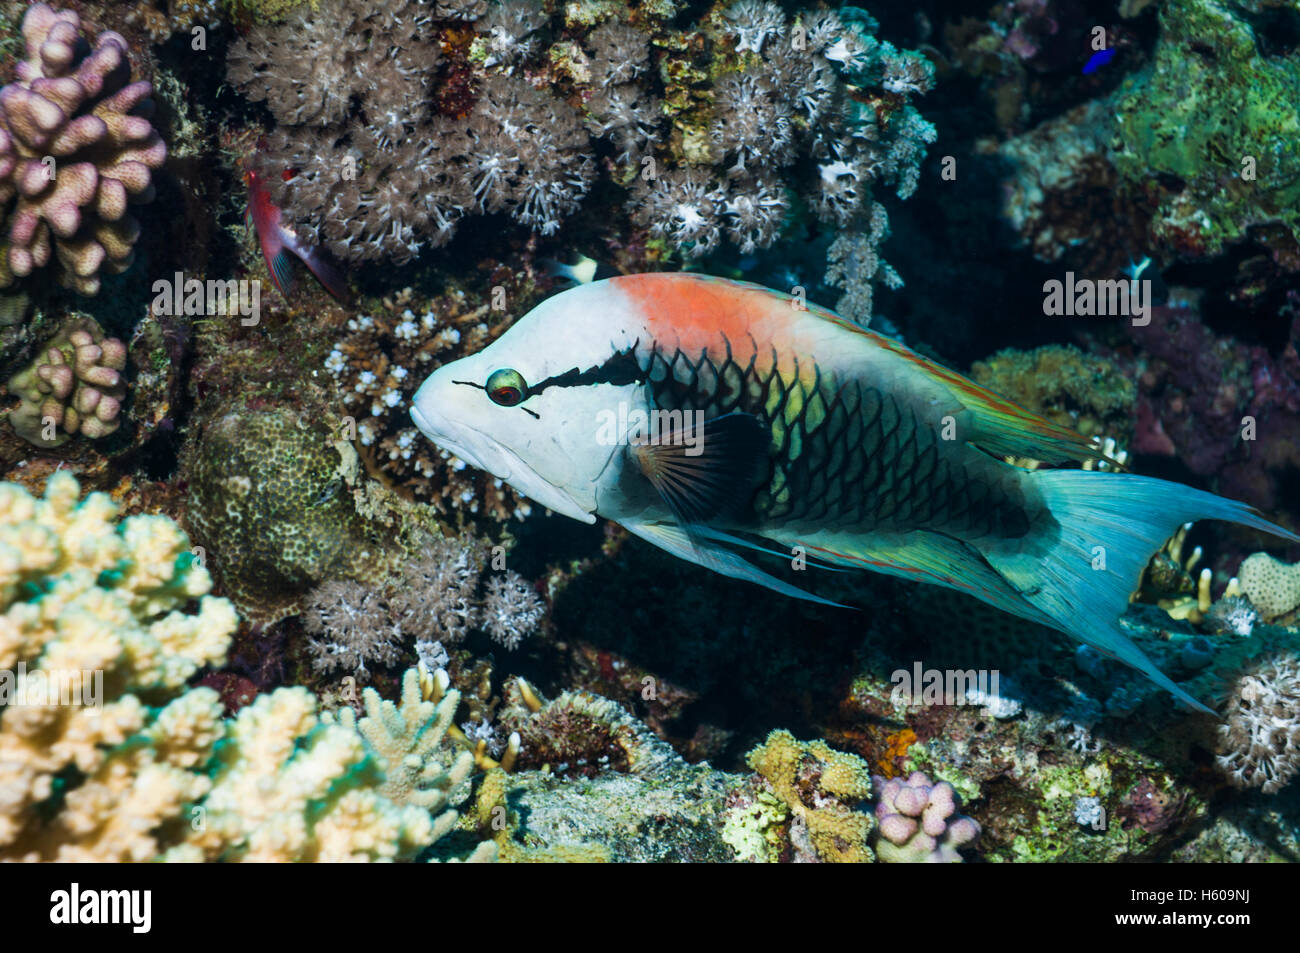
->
969, 344, 1137, 444
181, 398, 389, 624
1112, 0, 1300, 257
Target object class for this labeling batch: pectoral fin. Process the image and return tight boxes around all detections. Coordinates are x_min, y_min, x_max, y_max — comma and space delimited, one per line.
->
627, 412, 768, 527
624, 519, 850, 608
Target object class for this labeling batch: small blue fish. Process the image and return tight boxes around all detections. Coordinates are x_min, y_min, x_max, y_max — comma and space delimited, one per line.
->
1083, 48, 1115, 75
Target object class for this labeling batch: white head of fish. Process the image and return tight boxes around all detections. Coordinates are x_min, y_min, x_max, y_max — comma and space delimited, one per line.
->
410, 281, 650, 524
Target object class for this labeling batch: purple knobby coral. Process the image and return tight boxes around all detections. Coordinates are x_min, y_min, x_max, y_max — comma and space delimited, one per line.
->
6, 322, 127, 446
0, 3, 166, 294
872, 771, 980, 862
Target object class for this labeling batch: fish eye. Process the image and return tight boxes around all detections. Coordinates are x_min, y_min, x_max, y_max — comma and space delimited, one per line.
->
486, 368, 528, 407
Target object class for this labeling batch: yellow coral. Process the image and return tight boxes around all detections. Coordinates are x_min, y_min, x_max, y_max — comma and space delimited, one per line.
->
745, 729, 874, 863
0, 472, 236, 860
1239, 553, 1300, 622
0, 473, 485, 862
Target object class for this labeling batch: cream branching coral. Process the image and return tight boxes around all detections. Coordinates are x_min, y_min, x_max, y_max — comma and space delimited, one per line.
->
0, 4, 167, 295
0, 474, 490, 862
324, 667, 495, 863
0, 472, 236, 860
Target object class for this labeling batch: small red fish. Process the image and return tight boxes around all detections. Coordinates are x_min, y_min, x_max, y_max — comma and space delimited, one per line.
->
244, 164, 348, 301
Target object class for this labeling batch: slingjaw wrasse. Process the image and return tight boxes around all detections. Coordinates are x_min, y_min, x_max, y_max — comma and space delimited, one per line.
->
412, 273, 1298, 713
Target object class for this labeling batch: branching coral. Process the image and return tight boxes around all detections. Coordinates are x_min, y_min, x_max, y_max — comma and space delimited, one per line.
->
322, 668, 492, 859
872, 770, 980, 862
0, 472, 236, 860
1217, 656, 1300, 794
0, 4, 166, 295
0, 473, 493, 861
6, 316, 126, 447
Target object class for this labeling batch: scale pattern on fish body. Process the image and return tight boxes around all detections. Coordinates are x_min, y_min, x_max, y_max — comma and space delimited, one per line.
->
632, 338, 1040, 540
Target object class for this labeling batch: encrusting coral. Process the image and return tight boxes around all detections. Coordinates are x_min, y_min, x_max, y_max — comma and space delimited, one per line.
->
0, 471, 493, 861
731, 728, 875, 863
872, 770, 980, 862
5, 316, 127, 447
1237, 553, 1300, 622
181, 398, 390, 624
0, 4, 166, 295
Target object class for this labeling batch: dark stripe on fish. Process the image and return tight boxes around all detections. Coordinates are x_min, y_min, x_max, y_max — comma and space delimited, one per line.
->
529, 346, 648, 397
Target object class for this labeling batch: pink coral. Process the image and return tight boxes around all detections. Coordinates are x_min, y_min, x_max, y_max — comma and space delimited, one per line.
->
0, 4, 166, 294
872, 770, 979, 862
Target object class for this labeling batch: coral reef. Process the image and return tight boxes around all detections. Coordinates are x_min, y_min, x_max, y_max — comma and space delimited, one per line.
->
1238, 553, 1300, 622
480, 571, 545, 650
5, 316, 126, 447
970, 344, 1136, 446
228, 0, 589, 262
731, 729, 875, 863
0, 472, 235, 859
998, 0, 1300, 277
469, 753, 737, 862
1217, 656, 1300, 795
227, 0, 936, 326
1111, 0, 1300, 262
0, 471, 493, 860
872, 770, 980, 862
0, 4, 166, 295
321, 286, 529, 517
180, 398, 389, 624
501, 686, 678, 778
1127, 294, 1300, 518
302, 533, 545, 679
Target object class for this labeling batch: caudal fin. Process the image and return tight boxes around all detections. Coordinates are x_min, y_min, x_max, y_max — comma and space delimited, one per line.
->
993, 471, 1298, 715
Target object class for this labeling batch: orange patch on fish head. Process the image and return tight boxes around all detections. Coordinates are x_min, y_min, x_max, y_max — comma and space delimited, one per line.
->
611, 273, 803, 376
